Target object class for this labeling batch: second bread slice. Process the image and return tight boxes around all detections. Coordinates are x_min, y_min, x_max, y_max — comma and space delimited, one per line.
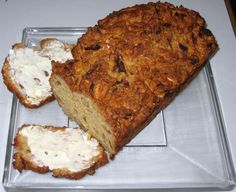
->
2, 39, 74, 108
13, 124, 108, 179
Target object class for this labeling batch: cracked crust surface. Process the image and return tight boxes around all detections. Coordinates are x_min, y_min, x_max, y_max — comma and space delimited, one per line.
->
51, 2, 218, 154
13, 124, 108, 180
2, 39, 74, 108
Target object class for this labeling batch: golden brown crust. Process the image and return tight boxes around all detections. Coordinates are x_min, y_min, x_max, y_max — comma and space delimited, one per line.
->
51, 2, 218, 154
13, 124, 108, 180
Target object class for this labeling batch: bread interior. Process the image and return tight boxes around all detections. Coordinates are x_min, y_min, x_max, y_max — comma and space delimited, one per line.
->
51, 75, 116, 155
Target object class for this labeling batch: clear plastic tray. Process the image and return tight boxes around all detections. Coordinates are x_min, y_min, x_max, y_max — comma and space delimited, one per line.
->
2, 27, 236, 191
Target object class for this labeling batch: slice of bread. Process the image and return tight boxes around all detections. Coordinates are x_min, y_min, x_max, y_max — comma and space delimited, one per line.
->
2, 39, 74, 108
13, 124, 108, 179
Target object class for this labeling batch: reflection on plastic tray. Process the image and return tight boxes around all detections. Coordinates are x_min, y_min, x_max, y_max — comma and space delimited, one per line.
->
2, 27, 236, 191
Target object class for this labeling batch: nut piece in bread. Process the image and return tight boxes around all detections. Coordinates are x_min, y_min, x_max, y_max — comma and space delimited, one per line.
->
2, 39, 74, 108
50, 2, 218, 155
13, 124, 108, 179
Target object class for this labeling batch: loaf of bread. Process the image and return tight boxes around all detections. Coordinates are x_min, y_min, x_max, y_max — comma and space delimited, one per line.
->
2, 38, 74, 108
13, 124, 108, 179
50, 2, 218, 155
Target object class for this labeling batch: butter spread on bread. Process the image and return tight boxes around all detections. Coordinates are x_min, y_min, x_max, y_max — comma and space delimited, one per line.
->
13, 124, 108, 179
2, 38, 74, 108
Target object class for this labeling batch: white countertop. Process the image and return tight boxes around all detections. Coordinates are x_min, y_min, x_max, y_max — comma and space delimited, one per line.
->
0, 0, 235, 191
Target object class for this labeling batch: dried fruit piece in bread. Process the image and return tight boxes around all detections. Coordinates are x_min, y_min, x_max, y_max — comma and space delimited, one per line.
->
50, 2, 218, 155
13, 124, 108, 179
2, 38, 74, 108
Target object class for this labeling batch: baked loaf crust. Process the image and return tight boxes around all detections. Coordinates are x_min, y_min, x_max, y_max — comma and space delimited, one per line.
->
50, 2, 218, 155
13, 124, 108, 179
2, 39, 74, 108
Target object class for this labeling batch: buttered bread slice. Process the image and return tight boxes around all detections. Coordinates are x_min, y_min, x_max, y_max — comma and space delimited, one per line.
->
13, 124, 108, 179
2, 39, 74, 108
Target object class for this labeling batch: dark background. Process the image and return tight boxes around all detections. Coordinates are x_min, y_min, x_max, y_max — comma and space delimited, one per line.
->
231, 0, 236, 18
